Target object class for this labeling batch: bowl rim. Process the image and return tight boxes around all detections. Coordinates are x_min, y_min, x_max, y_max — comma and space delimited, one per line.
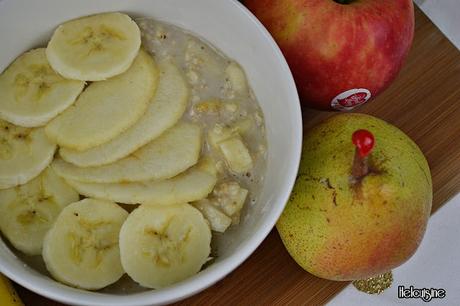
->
0, 0, 303, 305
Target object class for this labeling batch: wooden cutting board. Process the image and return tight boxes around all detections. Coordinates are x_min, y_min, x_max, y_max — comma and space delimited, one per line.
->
13, 6, 460, 306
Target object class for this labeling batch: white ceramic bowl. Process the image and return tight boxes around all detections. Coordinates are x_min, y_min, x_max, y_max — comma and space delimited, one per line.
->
0, 0, 302, 305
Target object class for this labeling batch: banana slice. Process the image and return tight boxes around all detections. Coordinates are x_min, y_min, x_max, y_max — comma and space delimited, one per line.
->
53, 122, 201, 183
0, 120, 56, 189
46, 12, 141, 81
65, 159, 217, 205
42, 198, 128, 290
0, 49, 84, 127
59, 61, 188, 167
119, 203, 211, 289
0, 167, 79, 255
45, 50, 158, 151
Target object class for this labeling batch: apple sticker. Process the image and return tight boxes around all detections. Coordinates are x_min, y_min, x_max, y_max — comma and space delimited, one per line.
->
331, 88, 371, 111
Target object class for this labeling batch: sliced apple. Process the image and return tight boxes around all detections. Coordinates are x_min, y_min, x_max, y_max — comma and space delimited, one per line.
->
219, 136, 253, 174
212, 181, 249, 225
59, 60, 189, 167
225, 62, 248, 95
65, 159, 217, 205
193, 199, 232, 233
207, 124, 238, 149
53, 122, 201, 183
45, 50, 159, 151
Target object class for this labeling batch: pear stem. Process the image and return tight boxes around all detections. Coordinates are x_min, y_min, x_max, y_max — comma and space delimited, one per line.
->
351, 129, 375, 182
352, 149, 369, 180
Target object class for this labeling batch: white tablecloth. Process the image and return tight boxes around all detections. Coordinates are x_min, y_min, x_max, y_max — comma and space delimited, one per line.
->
415, 0, 460, 50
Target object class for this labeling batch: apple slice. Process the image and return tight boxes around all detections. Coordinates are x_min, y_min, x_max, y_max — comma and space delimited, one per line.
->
59, 60, 189, 167
193, 199, 232, 233
225, 62, 248, 95
64, 159, 217, 205
45, 50, 158, 151
53, 122, 201, 183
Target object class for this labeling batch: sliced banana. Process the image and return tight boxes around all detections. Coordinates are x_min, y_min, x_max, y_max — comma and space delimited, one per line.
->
0, 49, 84, 127
59, 61, 188, 167
53, 122, 201, 183
46, 12, 141, 81
119, 203, 211, 289
65, 159, 217, 205
45, 50, 158, 151
0, 120, 56, 189
42, 198, 128, 290
0, 167, 79, 255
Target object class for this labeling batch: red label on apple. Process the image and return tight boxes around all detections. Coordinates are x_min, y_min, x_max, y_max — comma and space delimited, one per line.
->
331, 89, 371, 111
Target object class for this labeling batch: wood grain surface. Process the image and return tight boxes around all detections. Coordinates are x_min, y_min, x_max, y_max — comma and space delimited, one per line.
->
13, 7, 460, 306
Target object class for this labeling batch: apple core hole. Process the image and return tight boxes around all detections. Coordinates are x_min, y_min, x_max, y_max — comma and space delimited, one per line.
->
333, 0, 352, 4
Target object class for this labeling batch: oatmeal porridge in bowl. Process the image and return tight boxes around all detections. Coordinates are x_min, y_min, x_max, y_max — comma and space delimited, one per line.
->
0, 0, 302, 305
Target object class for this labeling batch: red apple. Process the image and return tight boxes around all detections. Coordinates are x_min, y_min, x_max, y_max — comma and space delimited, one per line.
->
245, 0, 414, 111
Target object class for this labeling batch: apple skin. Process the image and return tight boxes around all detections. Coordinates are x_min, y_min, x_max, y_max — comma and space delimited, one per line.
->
245, 0, 414, 111
276, 114, 432, 280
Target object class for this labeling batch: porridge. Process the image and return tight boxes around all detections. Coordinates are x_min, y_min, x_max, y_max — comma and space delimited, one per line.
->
0, 12, 266, 291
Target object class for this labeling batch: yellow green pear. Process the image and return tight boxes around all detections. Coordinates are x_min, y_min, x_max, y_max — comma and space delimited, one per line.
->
277, 113, 432, 281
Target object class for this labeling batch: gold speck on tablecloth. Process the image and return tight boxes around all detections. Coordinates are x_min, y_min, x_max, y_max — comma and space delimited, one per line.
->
352, 271, 393, 294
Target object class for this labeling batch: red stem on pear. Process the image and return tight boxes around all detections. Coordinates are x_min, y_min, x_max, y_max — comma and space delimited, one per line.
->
351, 129, 375, 180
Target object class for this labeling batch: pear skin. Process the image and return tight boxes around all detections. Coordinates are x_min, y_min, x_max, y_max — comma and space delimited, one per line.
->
277, 113, 432, 281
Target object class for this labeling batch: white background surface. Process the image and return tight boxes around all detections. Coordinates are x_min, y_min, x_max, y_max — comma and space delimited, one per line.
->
329, 3, 460, 304
415, 0, 460, 49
